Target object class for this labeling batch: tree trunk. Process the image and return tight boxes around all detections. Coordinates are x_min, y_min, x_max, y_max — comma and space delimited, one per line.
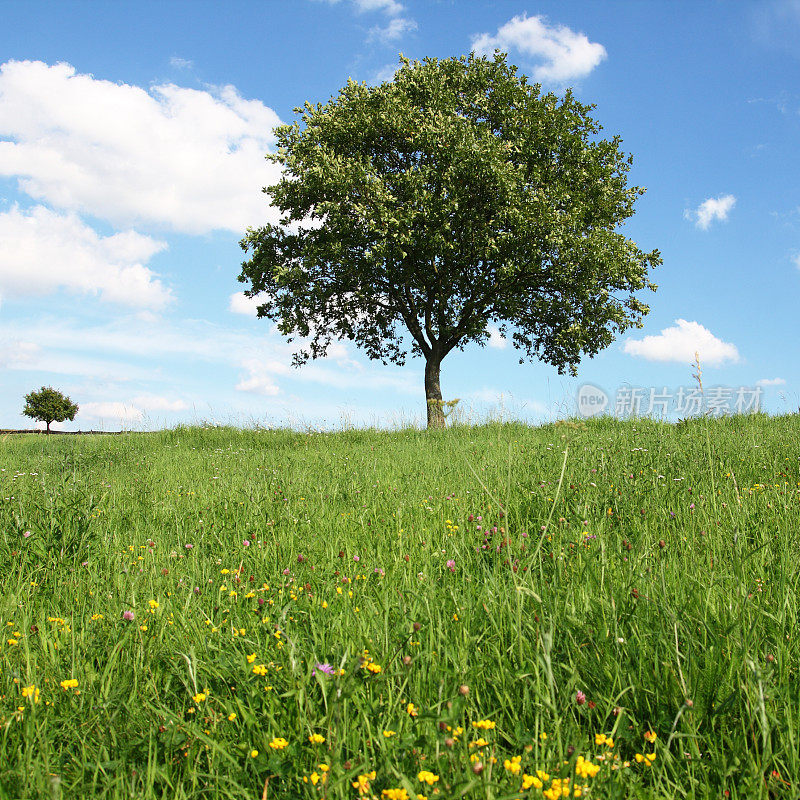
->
425, 357, 446, 429
46, 420, 51, 434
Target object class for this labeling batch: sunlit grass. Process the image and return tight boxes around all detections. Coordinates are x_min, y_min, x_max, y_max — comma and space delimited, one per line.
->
0, 413, 798, 799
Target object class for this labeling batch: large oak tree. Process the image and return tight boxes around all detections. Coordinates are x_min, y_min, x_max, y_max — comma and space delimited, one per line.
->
239, 52, 660, 428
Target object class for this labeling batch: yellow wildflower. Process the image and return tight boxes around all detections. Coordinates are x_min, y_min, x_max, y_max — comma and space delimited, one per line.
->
417, 770, 439, 785
352, 771, 376, 795
21, 685, 40, 703
60, 679, 79, 690
269, 737, 289, 750
308, 733, 325, 744
522, 774, 543, 790
504, 755, 522, 775
575, 756, 600, 779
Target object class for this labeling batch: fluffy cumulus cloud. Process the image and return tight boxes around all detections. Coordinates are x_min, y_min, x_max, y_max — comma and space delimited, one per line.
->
623, 319, 740, 367
471, 14, 607, 83
229, 291, 267, 316
0, 60, 284, 234
684, 194, 736, 230
235, 358, 283, 396
0, 205, 171, 308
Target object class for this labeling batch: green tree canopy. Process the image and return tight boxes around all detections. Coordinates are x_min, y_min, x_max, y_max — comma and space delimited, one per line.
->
239, 52, 660, 428
22, 386, 78, 433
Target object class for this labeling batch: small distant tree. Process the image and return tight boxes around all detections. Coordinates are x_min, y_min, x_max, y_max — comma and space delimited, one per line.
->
22, 387, 78, 433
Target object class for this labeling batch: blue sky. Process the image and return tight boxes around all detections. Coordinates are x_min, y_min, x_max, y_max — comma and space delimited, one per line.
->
0, 0, 798, 430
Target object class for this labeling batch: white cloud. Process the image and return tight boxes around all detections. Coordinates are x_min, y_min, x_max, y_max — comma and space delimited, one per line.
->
0, 60, 284, 234
317, 0, 404, 14
622, 319, 740, 367
234, 341, 412, 398
0, 205, 171, 308
487, 325, 507, 349
367, 17, 417, 43
684, 194, 736, 230
77, 395, 188, 427
1, 313, 418, 399
756, 377, 786, 386
353, 0, 404, 12
131, 395, 189, 411
229, 291, 265, 316
0, 339, 40, 367
471, 14, 607, 83
792, 253, 800, 270
80, 401, 144, 423
372, 63, 401, 83
169, 57, 194, 70
314, 0, 415, 45
235, 359, 282, 396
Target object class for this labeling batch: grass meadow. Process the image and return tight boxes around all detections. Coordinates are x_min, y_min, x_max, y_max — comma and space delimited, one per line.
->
1, 413, 799, 799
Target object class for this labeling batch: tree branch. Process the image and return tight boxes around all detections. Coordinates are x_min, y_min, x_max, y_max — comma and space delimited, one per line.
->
394, 282, 431, 358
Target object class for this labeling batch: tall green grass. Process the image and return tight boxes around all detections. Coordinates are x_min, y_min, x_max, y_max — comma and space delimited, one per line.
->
0, 414, 798, 799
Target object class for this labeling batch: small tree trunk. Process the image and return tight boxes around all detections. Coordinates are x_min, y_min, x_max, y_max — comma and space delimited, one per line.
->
46, 420, 51, 434
425, 356, 446, 429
